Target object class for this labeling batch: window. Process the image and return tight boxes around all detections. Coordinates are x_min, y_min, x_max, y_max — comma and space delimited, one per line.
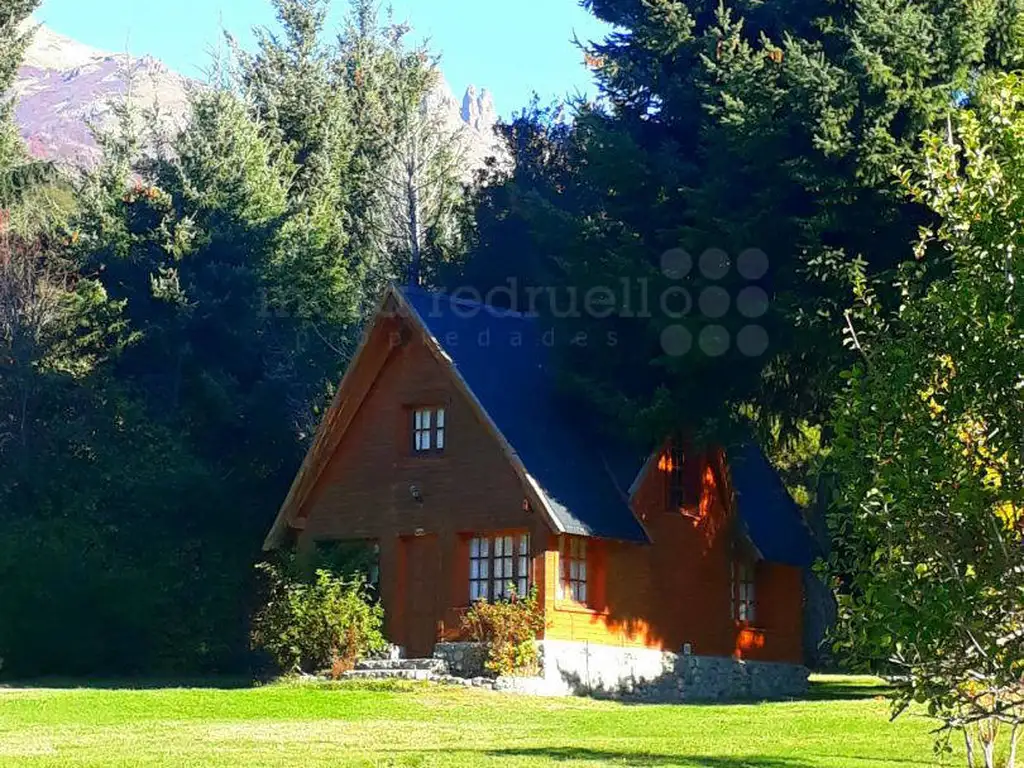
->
561, 536, 588, 604
663, 442, 703, 510
469, 533, 530, 602
469, 537, 490, 601
731, 559, 756, 623
412, 407, 446, 453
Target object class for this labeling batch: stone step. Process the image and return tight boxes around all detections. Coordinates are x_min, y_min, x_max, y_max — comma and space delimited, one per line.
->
340, 668, 436, 681
355, 658, 448, 673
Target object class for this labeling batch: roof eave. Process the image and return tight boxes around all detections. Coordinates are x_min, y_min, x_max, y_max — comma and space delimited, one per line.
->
262, 286, 400, 550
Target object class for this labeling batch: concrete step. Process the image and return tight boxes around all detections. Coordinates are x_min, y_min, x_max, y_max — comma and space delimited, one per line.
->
355, 658, 449, 673
340, 668, 436, 681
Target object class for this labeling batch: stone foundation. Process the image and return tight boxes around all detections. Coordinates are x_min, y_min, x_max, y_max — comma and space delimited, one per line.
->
432, 642, 490, 677
433, 640, 809, 701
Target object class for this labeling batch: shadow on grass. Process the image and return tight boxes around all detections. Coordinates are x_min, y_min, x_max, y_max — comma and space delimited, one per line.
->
0, 676, 432, 695
556, 667, 890, 707
487, 747, 819, 767
1, 676, 257, 691
805, 679, 893, 702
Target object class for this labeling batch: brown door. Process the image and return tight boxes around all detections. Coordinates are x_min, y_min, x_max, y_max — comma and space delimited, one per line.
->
401, 535, 440, 657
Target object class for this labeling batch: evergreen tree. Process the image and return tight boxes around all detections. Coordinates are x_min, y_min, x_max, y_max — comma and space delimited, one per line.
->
464, 0, 1024, 445
0, 82, 310, 677
339, 0, 470, 296
0, 0, 41, 202
231, 0, 360, 328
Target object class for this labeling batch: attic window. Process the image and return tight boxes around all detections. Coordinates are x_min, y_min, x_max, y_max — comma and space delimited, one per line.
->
663, 443, 703, 511
412, 407, 445, 453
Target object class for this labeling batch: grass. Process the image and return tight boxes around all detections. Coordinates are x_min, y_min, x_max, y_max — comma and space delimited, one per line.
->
0, 675, 952, 767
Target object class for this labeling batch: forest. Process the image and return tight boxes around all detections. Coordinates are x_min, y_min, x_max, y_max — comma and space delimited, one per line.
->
3, 0, 1024, 758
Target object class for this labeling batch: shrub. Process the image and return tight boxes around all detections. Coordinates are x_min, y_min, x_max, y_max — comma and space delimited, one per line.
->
251, 560, 386, 676
461, 586, 546, 677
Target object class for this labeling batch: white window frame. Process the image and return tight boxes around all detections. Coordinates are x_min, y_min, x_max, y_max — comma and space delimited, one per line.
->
469, 537, 491, 602
412, 406, 446, 453
468, 533, 530, 602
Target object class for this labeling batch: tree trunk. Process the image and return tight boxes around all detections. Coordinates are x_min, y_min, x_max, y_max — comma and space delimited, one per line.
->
965, 726, 977, 768
406, 143, 422, 287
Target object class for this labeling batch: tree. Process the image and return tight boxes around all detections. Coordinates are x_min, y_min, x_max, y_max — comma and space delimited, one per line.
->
350, 43, 467, 288
0, 79, 308, 678
0, 0, 45, 204
339, 0, 470, 296
0, 228, 130, 462
230, 0, 349, 193
362, 68, 468, 288
230, 0, 362, 330
830, 73, 1024, 768
459, 0, 1024, 446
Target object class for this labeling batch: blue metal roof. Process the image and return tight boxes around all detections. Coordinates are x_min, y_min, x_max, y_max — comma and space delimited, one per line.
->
401, 286, 649, 543
399, 286, 818, 566
728, 444, 818, 568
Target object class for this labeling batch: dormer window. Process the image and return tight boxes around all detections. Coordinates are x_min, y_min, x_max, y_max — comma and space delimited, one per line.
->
412, 407, 446, 453
663, 442, 703, 511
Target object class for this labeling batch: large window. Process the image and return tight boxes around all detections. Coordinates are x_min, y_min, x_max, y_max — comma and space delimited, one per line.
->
561, 536, 588, 604
731, 559, 756, 623
412, 407, 446, 453
469, 534, 530, 602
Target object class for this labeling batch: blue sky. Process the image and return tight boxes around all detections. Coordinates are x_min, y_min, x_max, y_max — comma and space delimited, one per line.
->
34, 0, 610, 116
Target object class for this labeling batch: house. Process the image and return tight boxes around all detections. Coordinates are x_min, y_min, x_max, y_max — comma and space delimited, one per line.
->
263, 285, 817, 697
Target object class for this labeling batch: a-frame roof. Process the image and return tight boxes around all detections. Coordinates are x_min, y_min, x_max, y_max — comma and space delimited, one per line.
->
264, 284, 649, 550
265, 285, 818, 567
401, 285, 650, 543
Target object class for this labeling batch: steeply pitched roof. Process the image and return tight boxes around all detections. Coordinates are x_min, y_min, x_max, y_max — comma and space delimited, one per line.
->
729, 444, 818, 568
401, 286, 650, 543
266, 283, 819, 566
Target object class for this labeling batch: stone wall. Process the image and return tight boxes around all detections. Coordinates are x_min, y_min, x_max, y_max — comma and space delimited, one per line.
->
434, 640, 809, 702
433, 642, 489, 677
627, 654, 811, 702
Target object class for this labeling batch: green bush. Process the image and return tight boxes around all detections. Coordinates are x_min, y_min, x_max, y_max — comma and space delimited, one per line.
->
461, 586, 546, 677
250, 560, 386, 676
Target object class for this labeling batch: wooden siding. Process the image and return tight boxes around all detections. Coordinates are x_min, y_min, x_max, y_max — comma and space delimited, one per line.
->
290, 309, 804, 665
296, 320, 548, 652
540, 450, 804, 663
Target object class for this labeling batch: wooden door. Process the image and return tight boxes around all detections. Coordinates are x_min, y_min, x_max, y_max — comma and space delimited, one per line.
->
401, 535, 440, 657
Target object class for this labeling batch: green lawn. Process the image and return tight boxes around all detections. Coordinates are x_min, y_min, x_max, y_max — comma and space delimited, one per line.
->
0, 675, 949, 767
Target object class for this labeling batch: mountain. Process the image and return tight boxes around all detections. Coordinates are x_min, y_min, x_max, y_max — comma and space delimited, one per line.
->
13, 25, 191, 167
12, 24, 504, 175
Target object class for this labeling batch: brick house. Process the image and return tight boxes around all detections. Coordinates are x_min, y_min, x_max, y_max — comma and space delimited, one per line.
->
263, 285, 816, 695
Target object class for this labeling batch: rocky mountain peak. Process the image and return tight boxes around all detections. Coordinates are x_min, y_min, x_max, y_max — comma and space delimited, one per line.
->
11, 23, 507, 176
461, 85, 497, 134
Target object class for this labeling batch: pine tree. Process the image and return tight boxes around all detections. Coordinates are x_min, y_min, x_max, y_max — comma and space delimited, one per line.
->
339, 0, 470, 296
0, 0, 41, 203
230, 0, 350, 196
465, 0, 1024, 443
230, 0, 364, 331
